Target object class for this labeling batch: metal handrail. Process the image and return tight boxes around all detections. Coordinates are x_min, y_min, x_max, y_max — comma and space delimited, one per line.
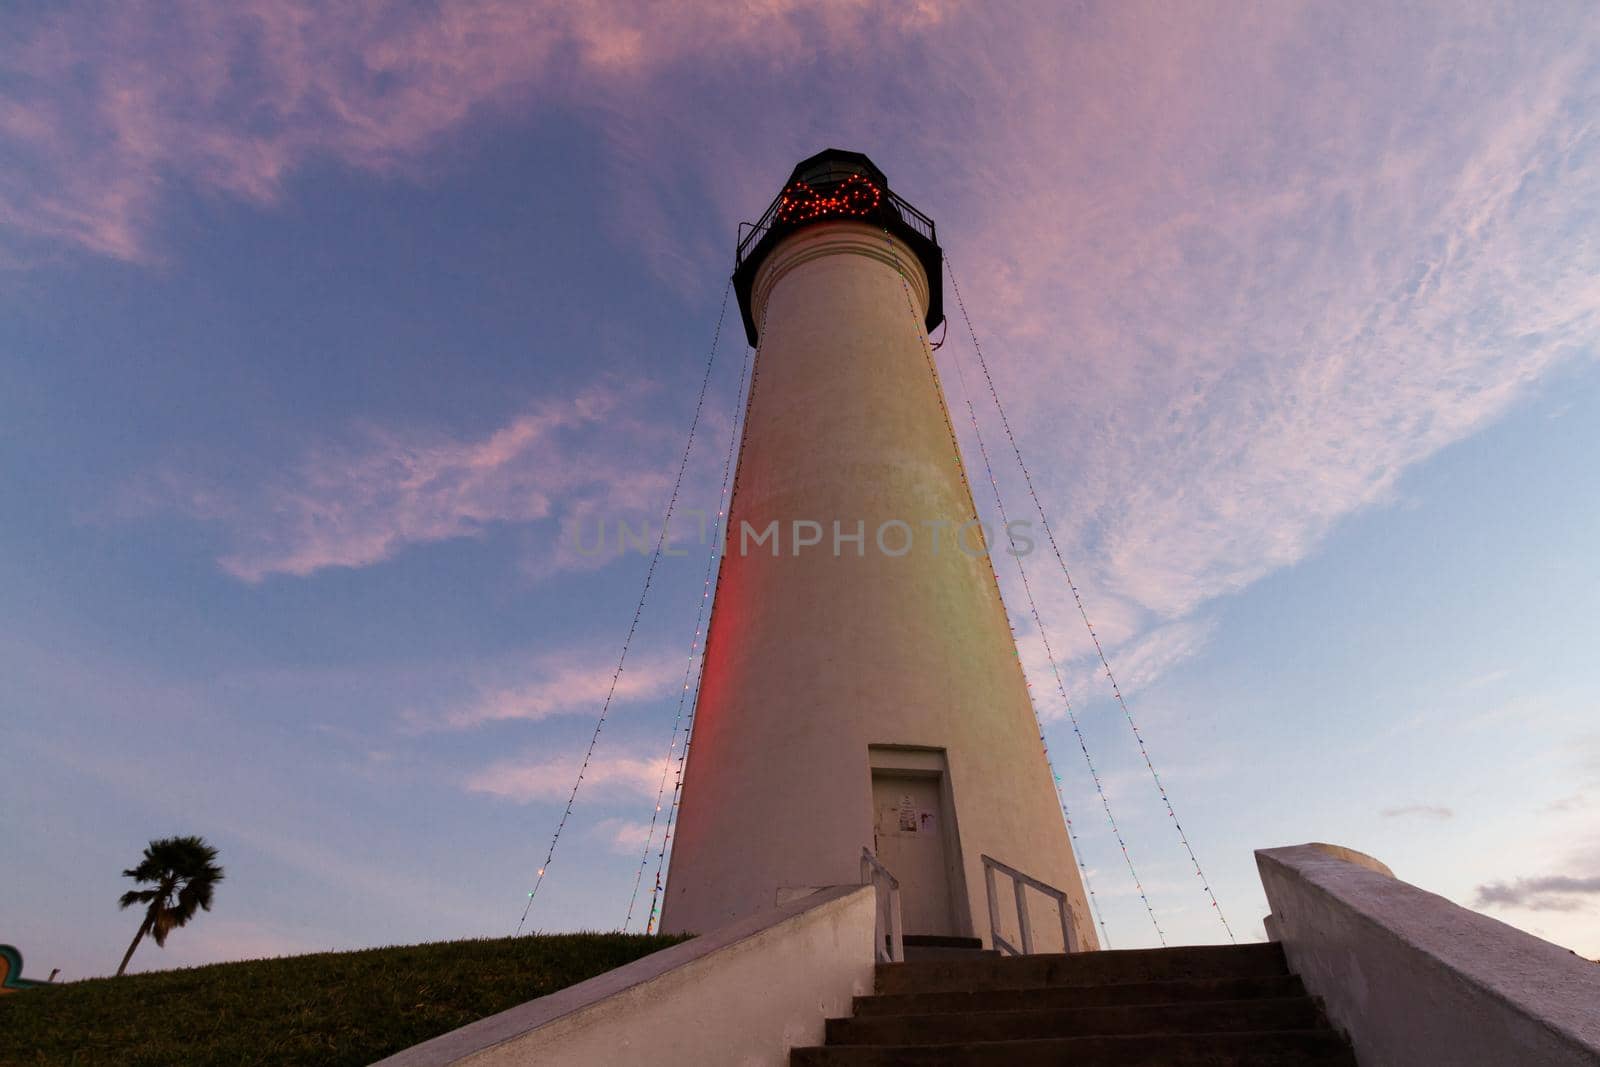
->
981, 854, 1080, 955
729, 161, 943, 347
736, 183, 935, 269
860, 847, 904, 964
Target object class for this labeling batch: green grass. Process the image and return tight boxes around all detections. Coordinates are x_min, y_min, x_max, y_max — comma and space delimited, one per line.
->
0, 931, 692, 1066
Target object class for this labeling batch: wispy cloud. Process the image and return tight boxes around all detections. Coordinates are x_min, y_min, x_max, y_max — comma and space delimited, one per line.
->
410, 646, 686, 732
19, 3, 1600, 695
134, 379, 685, 581
938, 6, 1600, 690
1019, 616, 1218, 720
0, 1, 952, 264
1474, 874, 1600, 913
465, 749, 668, 804
594, 817, 656, 855
1380, 804, 1455, 820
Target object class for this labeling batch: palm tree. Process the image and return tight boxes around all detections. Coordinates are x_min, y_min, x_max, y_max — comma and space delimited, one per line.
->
115, 835, 224, 977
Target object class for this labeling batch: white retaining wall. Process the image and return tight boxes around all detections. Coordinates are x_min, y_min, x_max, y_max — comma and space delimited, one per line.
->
1257, 842, 1600, 1067
374, 884, 877, 1066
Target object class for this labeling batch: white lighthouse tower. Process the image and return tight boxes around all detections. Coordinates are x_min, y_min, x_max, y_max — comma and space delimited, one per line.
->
661, 150, 1097, 953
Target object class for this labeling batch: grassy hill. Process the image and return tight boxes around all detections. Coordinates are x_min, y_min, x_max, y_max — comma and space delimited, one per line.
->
0, 931, 690, 1066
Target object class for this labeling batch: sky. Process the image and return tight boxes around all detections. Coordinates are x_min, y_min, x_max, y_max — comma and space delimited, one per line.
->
2, 1, 1597, 979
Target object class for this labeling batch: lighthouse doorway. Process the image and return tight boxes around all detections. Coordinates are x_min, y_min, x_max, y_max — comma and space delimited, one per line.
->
869, 752, 965, 938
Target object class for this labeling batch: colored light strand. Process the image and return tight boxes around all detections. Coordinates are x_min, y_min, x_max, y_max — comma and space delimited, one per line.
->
645, 298, 770, 935
933, 299, 1144, 950
624, 296, 756, 933
515, 280, 733, 937
881, 239, 1124, 948
944, 254, 1236, 944
776, 174, 883, 225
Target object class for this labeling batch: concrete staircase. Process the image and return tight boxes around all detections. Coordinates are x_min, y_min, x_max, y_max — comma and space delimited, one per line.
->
790, 942, 1357, 1065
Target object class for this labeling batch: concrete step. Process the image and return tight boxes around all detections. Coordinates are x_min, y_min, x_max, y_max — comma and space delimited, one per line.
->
826, 996, 1326, 1046
902, 935, 985, 950
790, 1029, 1358, 1066
902, 945, 1002, 961
899, 934, 999, 962
854, 973, 1307, 1017
875, 943, 1288, 996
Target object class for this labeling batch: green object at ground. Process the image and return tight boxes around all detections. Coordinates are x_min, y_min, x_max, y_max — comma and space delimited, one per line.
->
0, 931, 690, 1066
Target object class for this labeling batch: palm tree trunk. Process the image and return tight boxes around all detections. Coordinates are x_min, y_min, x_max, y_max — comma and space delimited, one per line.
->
116, 910, 155, 977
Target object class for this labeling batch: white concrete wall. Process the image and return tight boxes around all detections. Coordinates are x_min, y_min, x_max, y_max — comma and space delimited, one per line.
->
374, 884, 877, 1067
1258, 842, 1600, 1067
661, 221, 1097, 951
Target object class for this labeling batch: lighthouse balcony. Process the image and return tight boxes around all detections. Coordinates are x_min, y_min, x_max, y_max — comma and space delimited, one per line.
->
733, 148, 943, 345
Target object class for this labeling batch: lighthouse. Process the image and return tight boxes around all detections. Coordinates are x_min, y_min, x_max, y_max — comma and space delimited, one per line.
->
661, 150, 1097, 953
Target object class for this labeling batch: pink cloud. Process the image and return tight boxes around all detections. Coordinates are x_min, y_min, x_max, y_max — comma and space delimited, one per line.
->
0, 0, 955, 263
920, 7, 1600, 692
1015, 617, 1220, 722
594, 817, 655, 855
141, 378, 682, 581
413, 646, 687, 732
465, 749, 668, 804
23, 3, 1600, 699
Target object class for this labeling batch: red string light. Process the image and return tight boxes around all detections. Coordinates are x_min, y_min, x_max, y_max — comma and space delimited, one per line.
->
776, 174, 883, 225
626, 296, 757, 933
646, 297, 771, 935
515, 281, 733, 937
931, 297, 1147, 949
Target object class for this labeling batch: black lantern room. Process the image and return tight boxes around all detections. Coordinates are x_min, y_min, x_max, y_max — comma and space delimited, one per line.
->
732, 149, 943, 346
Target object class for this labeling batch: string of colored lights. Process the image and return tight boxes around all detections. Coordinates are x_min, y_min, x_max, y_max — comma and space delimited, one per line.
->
621, 638, 694, 932
879, 238, 1125, 947
645, 298, 770, 935
515, 280, 733, 937
944, 255, 1236, 943
776, 174, 883, 225
624, 294, 756, 933
933, 296, 1154, 948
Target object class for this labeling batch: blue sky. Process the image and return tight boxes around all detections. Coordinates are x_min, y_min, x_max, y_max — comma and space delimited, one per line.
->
2, 2, 1597, 978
